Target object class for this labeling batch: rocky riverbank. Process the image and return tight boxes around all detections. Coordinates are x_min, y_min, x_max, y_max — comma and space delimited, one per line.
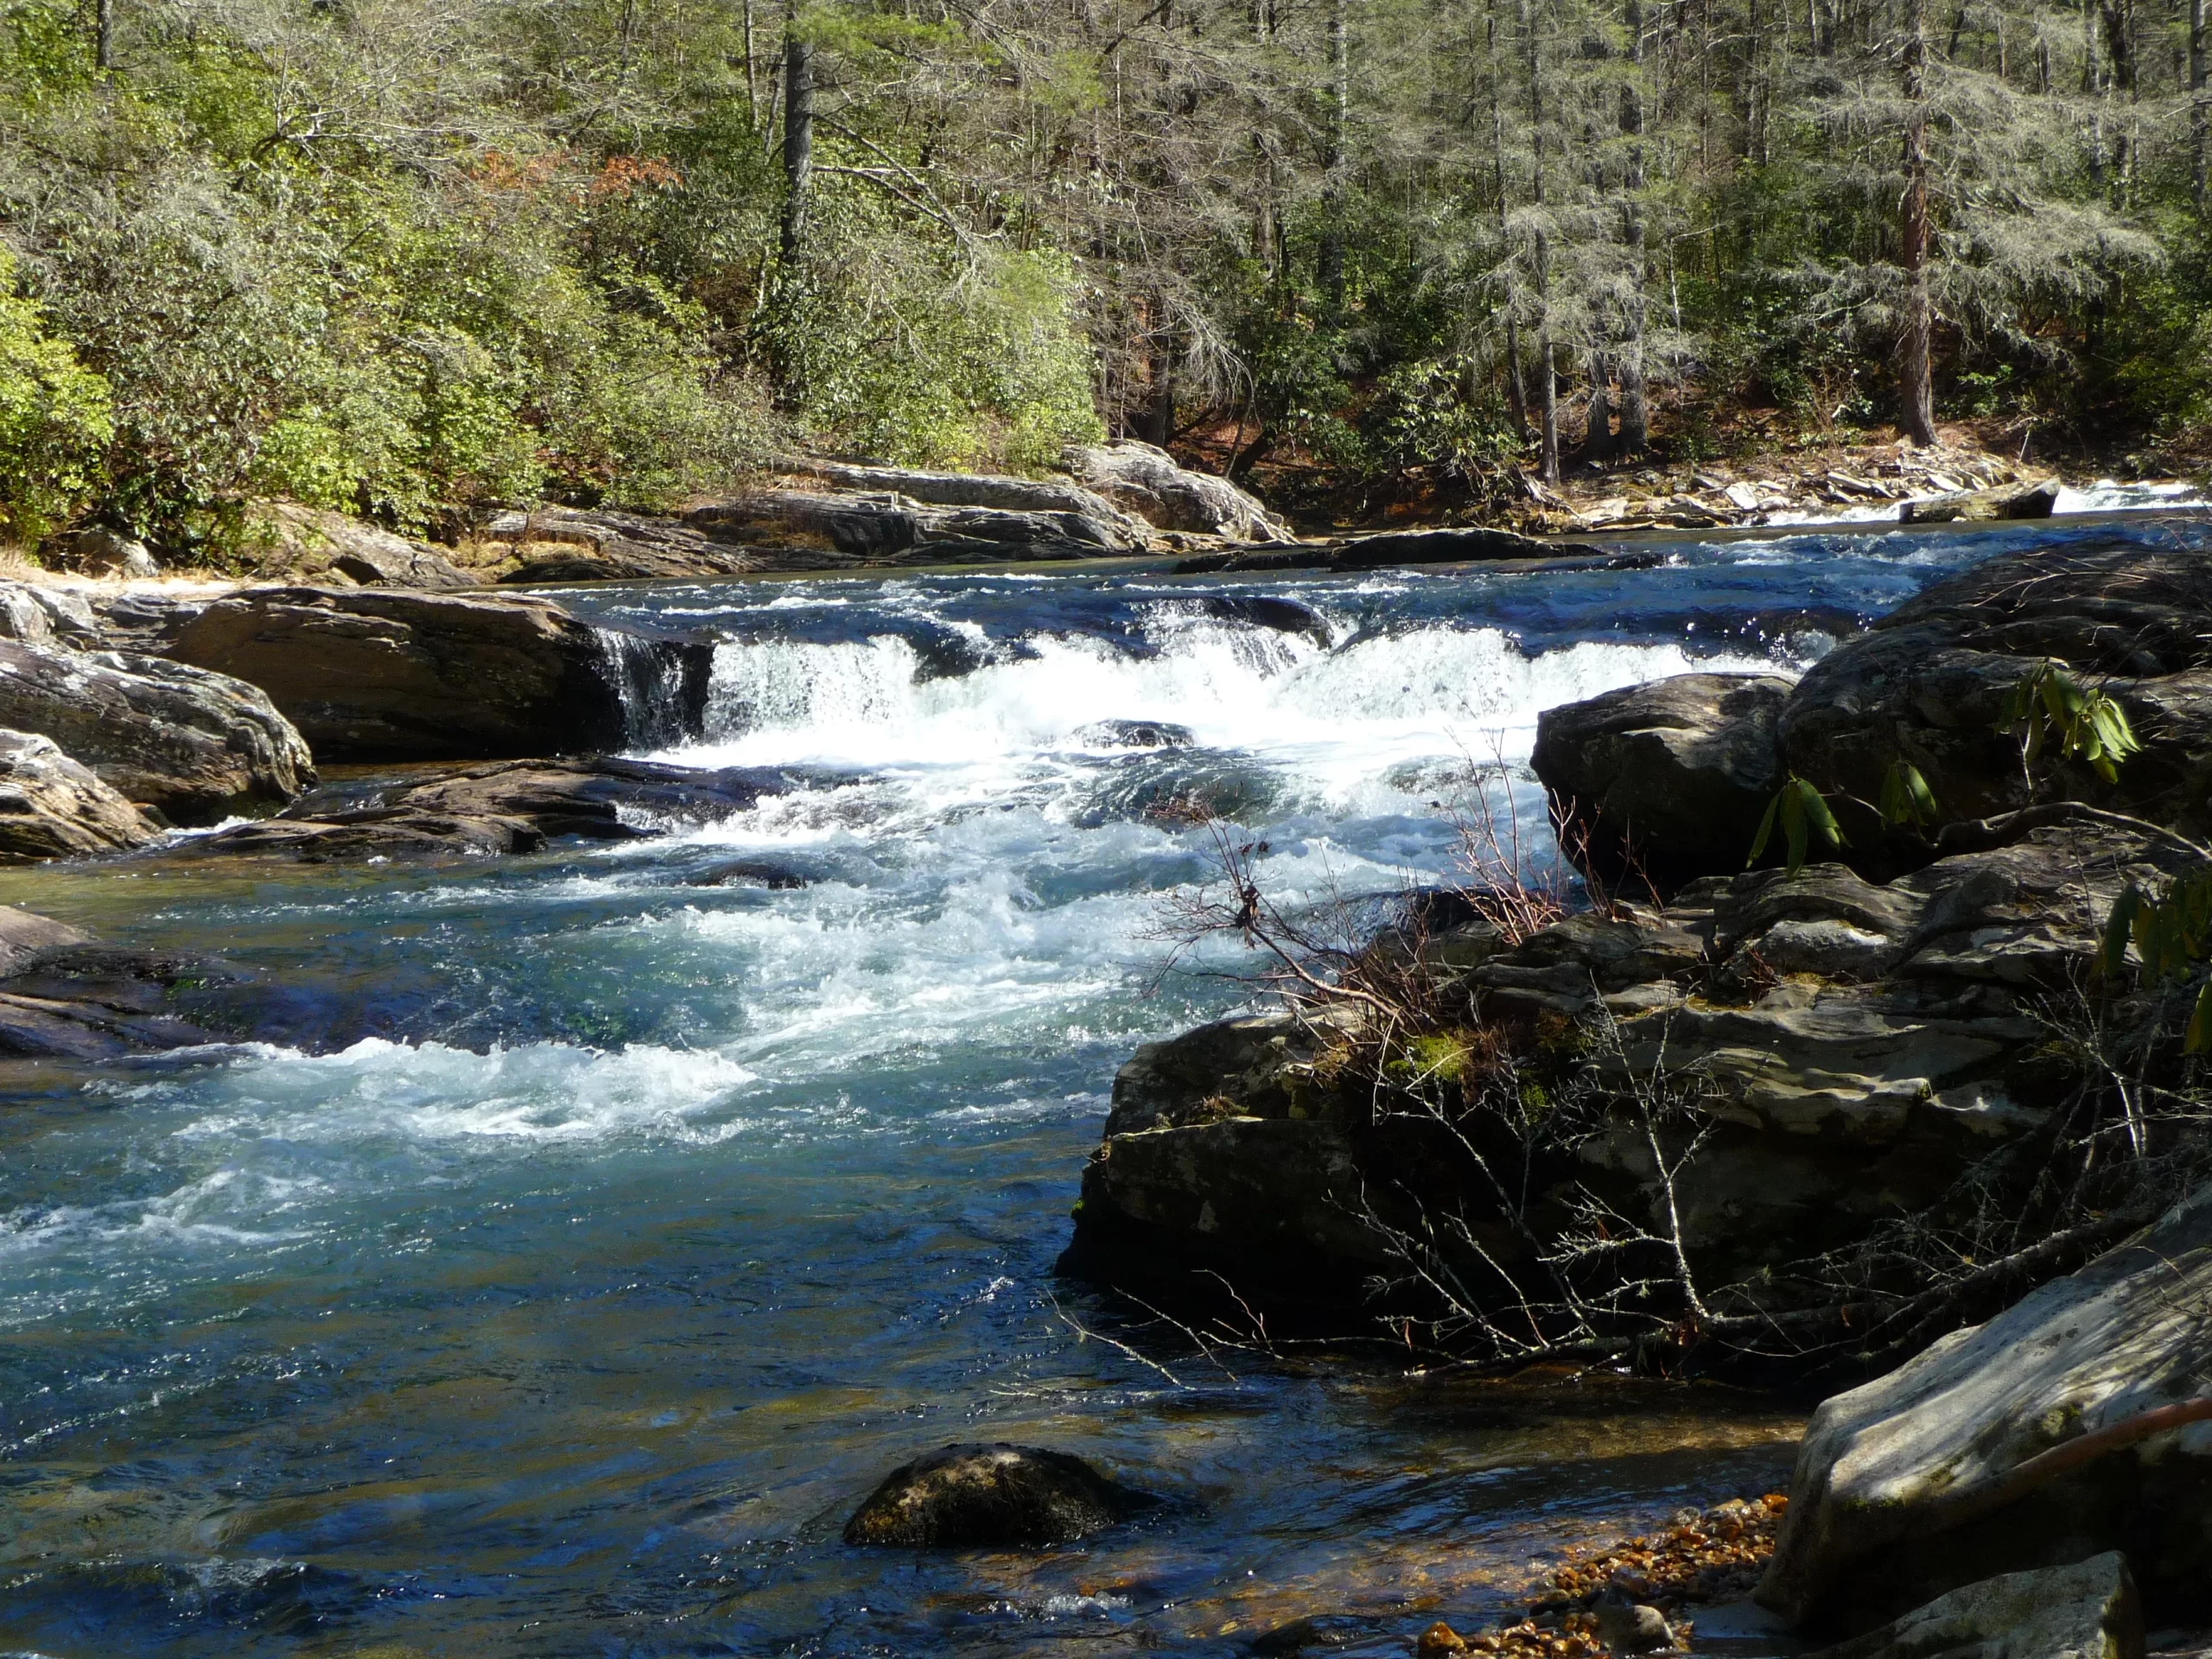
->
1058, 532, 2212, 1656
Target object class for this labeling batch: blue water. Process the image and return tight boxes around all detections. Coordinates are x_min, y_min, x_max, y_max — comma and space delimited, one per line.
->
3, 515, 2202, 1657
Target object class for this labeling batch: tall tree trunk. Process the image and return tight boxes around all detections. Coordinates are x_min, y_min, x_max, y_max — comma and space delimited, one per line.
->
779, 16, 816, 265
1486, 0, 1528, 439
1617, 0, 1650, 455
743, 0, 760, 134
2193, 0, 2208, 212
1141, 315, 1175, 445
94, 0, 112, 70
1897, 0, 1938, 446
1586, 354, 1614, 461
1521, 0, 1560, 482
1318, 0, 1350, 310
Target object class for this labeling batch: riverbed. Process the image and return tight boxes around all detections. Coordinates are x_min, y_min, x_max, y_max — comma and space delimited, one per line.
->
4, 513, 2205, 1656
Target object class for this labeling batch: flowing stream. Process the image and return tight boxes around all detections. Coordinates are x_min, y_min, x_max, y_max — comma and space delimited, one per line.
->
3, 515, 2207, 1657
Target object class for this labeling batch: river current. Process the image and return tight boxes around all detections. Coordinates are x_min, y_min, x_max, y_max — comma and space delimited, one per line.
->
3, 514, 2204, 1657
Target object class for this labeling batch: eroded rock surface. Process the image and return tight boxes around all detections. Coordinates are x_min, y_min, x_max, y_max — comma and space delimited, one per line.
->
164, 586, 709, 761
1758, 1190, 2212, 1628
843, 1443, 1149, 1548
0, 639, 314, 821
0, 729, 160, 861
0, 906, 233, 1059
1066, 440, 1294, 542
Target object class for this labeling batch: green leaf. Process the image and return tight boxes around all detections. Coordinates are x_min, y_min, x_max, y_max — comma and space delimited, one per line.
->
2103, 886, 2142, 976
1748, 791, 1780, 867
2187, 980, 2212, 1055
1783, 783, 1809, 875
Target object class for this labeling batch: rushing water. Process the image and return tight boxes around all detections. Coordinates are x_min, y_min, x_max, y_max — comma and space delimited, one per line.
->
3, 514, 2207, 1658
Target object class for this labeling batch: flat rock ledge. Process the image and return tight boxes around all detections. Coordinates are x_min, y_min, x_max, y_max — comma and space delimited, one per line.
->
843, 1443, 1151, 1548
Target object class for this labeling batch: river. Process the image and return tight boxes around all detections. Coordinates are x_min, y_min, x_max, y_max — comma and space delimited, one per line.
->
3, 512, 2203, 1657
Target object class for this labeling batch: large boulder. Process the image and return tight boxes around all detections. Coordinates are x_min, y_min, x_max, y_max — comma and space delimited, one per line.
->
1900, 480, 2061, 524
0, 729, 160, 861
843, 1443, 1150, 1548
0, 580, 99, 646
0, 639, 313, 822
1802, 1554, 2140, 1659
1757, 1187, 2212, 1630
41, 526, 157, 577
162, 587, 711, 761
1065, 441, 1295, 543
1532, 673, 1793, 891
1780, 543, 2212, 866
248, 503, 475, 588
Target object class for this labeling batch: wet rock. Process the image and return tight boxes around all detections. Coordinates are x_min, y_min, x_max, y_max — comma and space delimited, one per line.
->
1592, 1596, 1676, 1652
0, 907, 232, 1058
0, 729, 161, 861
694, 857, 810, 888
1104, 1011, 1341, 1135
1194, 593, 1332, 647
842, 1442, 1148, 1548
1800, 1554, 2141, 1659
1900, 479, 2062, 524
0, 639, 314, 822
163, 586, 711, 761
1077, 719, 1196, 749
42, 526, 157, 577
1330, 524, 1588, 567
1758, 1188, 2212, 1629
1532, 673, 1794, 891
1779, 543, 2212, 863
171, 757, 781, 861
1066, 440, 1294, 542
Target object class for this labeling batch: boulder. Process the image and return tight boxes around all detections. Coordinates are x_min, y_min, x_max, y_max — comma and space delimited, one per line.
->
162, 587, 711, 761
1901, 480, 2062, 524
0, 580, 99, 646
1779, 543, 2212, 866
247, 503, 476, 588
485, 505, 766, 582
689, 490, 1145, 564
0, 639, 314, 822
1532, 673, 1794, 891
1757, 1188, 2212, 1629
1802, 1554, 2141, 1659
777, 457, 1147, 529
0, 729, 161, 861
842, 1443, 1149, 1548
167, 757, 784, 862
41, 526, 158, 577
1065, 441, 1295, 542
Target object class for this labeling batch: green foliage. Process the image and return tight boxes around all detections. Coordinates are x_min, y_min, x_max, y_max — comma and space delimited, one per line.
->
1878, 760, 1940, 830
2102, 874, 2212, 1054
1749, 775, 1847, 875
2000, 662, 2141, 784
0, 249, 111, 543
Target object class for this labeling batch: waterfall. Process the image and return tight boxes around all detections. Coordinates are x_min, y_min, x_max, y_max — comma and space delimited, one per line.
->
594, 625, 709, 751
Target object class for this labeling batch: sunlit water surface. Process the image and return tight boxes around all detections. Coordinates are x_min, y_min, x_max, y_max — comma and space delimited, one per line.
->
6, 516, 2208, 1656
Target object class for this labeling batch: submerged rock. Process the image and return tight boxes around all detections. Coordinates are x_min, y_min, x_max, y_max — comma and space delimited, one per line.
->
0, 906, 232, 1058
163, 586, 711, 761
842, 1443, 1148, 1548
0, 639, 314, 822
1758, 1190, 2212, 1628
0, 728, 160, 861
1801, 1554, 2141, 1659
1531, 672, 1792, 892
169, 757, 782, 861
1077, 718, 1196, 750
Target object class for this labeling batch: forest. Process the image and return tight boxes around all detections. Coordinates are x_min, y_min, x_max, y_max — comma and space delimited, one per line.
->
0, 0, 2206, 553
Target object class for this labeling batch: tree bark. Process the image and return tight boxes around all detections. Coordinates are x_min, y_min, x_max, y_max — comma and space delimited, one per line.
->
1521, 0, 1559, 482
94, 0, 112, 70
1486, 0, 1528, 439
2193, 0, 2208, 212
1897, 0, 1938, 446
1318, 0, 1351, 311
779, 16, 816, 265
1617, 0, 1650, 456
